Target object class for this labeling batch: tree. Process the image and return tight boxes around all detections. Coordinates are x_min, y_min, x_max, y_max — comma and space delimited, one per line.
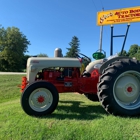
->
118, 44, 140, 59
37, 53, 48, 57
22, 54, 31, 69
65, 36, 80, 57
128, 44, 139, 58
118, 50, 128, 56
125, 44, 140, 60
0, 26, 30, 71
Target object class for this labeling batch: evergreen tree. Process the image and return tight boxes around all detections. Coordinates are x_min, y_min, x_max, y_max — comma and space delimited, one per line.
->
65, 36, 80, 57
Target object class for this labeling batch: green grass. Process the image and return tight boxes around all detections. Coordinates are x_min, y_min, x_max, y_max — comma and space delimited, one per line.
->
0, 75, 140, 140
0, 75, 25, 103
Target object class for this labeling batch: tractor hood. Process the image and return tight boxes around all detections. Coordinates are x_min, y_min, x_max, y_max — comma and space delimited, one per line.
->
26, 57, 81, 83
27, 57, 81, 68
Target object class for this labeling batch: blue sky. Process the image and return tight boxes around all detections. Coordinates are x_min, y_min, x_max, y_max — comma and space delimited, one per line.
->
1, 0, 140, 59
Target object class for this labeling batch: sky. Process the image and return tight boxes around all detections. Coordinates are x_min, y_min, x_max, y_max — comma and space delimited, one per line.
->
0, 0, 140, 59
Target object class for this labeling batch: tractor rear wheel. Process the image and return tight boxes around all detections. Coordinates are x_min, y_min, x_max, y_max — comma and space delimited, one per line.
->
98, 59, 140, 116
21, 81, 59, 116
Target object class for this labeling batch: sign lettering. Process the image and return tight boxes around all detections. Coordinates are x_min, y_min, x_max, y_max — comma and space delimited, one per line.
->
97, 6, 140, 26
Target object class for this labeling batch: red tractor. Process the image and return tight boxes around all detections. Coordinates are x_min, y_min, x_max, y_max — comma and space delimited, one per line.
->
20, 49, 140, 117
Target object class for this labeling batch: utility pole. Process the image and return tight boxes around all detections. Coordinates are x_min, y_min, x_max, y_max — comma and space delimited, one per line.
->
99, 8, 104, 52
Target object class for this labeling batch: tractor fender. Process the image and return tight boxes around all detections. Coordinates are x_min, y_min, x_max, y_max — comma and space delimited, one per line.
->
99, 56, 130, 74
85, 59, 104, 74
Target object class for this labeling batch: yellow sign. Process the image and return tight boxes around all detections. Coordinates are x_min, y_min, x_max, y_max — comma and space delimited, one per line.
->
97, 6, 140, 26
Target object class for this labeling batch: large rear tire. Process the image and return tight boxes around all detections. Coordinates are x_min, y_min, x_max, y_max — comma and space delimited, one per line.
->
21, 81, 59, 116
98, 59, 140, 116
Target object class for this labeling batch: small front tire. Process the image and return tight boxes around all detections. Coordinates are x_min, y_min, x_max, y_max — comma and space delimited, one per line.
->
21, 81, 59, 116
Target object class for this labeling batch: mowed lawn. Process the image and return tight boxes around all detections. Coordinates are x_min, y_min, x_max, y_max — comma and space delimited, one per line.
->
0, 75, 140, 140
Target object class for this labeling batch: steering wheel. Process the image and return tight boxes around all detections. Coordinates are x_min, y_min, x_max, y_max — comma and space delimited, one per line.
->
75, 52, 91, 63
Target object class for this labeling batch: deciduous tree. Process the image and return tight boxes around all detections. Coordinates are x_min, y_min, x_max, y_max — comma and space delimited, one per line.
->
37, 53, 48, 57
128, 44, 139, 58
0, 26, 30, 71
118, 50, 128, 56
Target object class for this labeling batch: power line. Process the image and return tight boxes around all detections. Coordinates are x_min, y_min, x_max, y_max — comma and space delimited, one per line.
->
91, 0, 98, 11
91, 0, 104, 12
99, 0, 104, 9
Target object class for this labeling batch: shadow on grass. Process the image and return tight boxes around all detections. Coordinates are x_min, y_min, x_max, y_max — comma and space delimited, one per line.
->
43, 100, 107, 120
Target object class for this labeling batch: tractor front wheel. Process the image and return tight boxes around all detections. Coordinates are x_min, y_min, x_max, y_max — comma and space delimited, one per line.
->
98, 59, 140, 116
21, 81, 59, 116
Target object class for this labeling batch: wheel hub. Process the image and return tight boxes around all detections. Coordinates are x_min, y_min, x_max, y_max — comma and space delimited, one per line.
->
29, 88, 53, 112
114, 72, 140, 106
125, 84, 135, 96
37, 95, 45, 103
114, 74, 140, 103
127, 86, 132, 93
